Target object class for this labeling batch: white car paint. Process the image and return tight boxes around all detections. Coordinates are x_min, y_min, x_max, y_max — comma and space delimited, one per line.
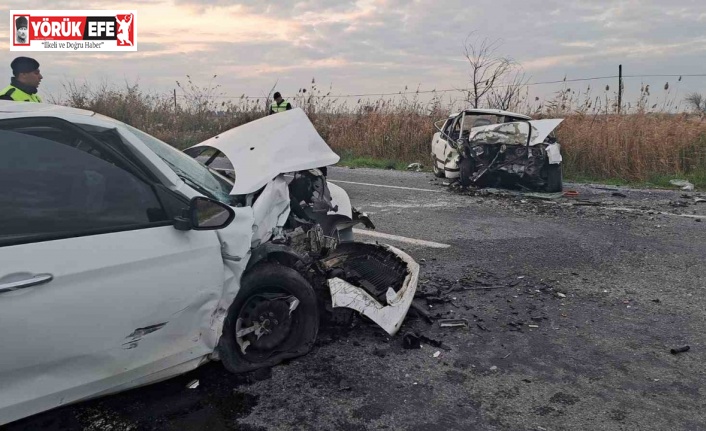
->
188, 108, 340, 195
0, 101, 418, 426
0, 228, 227, 425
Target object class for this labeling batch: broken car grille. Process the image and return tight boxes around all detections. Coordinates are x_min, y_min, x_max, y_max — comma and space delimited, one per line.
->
321, 243, 409, 300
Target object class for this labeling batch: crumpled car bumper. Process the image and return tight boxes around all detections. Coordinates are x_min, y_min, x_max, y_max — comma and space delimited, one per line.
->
321, 243, 419, 335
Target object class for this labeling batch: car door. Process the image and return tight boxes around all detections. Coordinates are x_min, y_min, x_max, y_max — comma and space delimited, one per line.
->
431, 119, 450, 169
0, 122, 227, 425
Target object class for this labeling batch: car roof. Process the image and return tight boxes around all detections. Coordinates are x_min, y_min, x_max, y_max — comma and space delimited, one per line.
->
0, 100, 95, 116
447, 109, 532, 120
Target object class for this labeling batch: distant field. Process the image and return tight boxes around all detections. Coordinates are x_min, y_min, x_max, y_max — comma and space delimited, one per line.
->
59, 82, 706, 188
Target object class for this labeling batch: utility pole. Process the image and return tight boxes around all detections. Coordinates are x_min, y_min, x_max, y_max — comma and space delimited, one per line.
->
173, 89, 178, 112
618, 64, 622, 114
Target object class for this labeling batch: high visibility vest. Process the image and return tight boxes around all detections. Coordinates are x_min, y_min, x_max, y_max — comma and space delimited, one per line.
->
0, 85, 42, 102
271, 100, 289, 113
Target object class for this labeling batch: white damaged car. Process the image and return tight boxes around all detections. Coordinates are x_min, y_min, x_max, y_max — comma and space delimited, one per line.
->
0, 104, 418, 425
431, 109, 564, 192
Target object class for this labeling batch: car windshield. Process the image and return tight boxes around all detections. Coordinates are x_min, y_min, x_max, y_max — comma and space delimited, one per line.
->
121, 124, 233, 204
460, 114, 501, 133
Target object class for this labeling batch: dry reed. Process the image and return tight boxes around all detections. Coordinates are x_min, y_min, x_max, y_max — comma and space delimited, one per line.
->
56, 78, 706, 186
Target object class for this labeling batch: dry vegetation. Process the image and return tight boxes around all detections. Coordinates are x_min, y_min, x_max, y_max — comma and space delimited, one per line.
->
57, 77, 706, 188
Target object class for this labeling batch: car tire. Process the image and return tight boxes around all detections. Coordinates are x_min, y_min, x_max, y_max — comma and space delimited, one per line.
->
459, 157, 474, 187
218, 263, 319, 374
432, 156, 445, 178
545, 163, 563, 192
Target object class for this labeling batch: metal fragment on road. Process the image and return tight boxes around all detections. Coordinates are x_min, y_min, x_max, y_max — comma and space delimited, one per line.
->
402, 332, 422, 350
433, 351, 441, 358
670, 345, 690, 355
439, 319, 469, 328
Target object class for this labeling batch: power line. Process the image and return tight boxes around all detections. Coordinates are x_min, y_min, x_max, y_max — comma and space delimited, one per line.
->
174, 73, 706, 100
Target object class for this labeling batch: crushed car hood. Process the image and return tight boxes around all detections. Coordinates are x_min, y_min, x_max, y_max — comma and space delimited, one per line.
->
188, 108, 340, 195
469, 119, 563, 146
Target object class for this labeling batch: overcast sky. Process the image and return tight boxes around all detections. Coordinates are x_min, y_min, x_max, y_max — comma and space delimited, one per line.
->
2, 0, 706, 111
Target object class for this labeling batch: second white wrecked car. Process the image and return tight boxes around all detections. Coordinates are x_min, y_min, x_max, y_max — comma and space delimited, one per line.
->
431, 109, 564, 192
0, 105, 417, 426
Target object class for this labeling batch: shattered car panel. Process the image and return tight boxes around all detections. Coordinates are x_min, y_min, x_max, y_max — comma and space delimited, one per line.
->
322, 243, 419, 335
431, 109, 564, 192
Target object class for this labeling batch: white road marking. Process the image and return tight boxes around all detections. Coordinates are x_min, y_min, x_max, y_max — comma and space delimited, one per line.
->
353, 228, 451, 249
328, 179, 441, 193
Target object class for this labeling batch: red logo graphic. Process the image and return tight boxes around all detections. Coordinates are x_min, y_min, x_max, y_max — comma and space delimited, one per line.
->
10, 10, 137, 51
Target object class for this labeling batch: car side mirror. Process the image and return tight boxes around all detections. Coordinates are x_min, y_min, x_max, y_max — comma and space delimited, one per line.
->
174, 197, 235, 231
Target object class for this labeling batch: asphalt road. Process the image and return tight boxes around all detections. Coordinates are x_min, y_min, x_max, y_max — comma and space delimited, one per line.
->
6, 168, 706, 431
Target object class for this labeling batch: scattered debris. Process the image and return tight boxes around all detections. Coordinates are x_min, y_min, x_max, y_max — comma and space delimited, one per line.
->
402, 332, 422, 350
556, 293, 567, 298
592, 186, 619, 191
407, 162, 423, 172
410, 301, 434, 324
523, 192, 564, 201
670, 179, 695, 191
433, 351, 441, 358
186, 380, 199, 389
439, 319, 469, 328
612, 192, 627, 198
670, 345, 690, 355
419, 334, 452, 351
563, 190, 579, 197
528, 324, 539, 328
338, 379, 352, 391
489, 365, 498, 371
695, 198, 706, 204
572, 200, 601, 206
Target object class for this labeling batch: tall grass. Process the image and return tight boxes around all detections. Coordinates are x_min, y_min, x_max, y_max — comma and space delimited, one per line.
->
57, 78, 706, 187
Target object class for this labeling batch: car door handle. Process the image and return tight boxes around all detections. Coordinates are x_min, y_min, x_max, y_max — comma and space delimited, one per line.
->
0, 273, 54, 294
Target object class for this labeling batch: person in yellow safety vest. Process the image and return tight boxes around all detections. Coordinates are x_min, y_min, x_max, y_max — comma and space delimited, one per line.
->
268, 91, 291, 115
0, 57, 43, 102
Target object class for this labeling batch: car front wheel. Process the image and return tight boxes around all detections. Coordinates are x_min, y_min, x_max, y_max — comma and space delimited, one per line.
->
545, 163, 563, 192
459, 156, 475, 187
218, 263, 319, 374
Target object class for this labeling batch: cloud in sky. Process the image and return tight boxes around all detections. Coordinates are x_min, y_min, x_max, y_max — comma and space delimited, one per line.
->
2, 0, 705, 108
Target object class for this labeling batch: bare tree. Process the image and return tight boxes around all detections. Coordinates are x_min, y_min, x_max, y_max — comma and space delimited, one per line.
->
685, 92, 706, 113
463, 34, 515, 108
487, 68, 530, 111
